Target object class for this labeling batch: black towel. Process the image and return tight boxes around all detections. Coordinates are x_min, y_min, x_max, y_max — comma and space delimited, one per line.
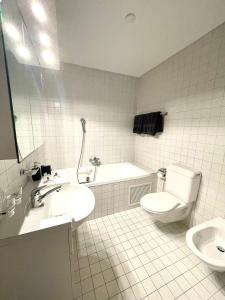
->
142, 112, 163, 136
133, 114, 144, 134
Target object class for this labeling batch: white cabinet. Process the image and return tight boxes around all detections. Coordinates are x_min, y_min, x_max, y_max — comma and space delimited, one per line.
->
0, 223, 73, 300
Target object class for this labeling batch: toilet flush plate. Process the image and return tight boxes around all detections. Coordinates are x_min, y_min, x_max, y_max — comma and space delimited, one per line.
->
186, 217, 225, 272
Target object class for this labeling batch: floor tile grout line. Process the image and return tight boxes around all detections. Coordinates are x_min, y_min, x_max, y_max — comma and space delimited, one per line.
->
72, 208, 225, 300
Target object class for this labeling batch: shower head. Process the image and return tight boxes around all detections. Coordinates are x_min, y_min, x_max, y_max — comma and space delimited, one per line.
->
80, 118, 86, 133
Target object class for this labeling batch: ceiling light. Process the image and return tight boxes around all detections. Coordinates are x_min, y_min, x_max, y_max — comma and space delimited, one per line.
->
4, 23, 20, 41
39, 32, 51, 47
125, 13, 136, 23
42, 49, 55, 65
31, 2, 47, 23
17, 45, 31, 60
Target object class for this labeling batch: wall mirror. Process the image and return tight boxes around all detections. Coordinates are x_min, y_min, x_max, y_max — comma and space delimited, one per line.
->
1, 0, 44, 162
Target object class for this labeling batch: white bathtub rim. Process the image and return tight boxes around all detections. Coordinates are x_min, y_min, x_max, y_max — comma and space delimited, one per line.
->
57, 162, 156, 187
85, 173, 154, 187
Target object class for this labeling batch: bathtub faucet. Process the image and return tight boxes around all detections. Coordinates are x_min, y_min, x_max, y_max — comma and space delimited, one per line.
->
89, 156, 101, 166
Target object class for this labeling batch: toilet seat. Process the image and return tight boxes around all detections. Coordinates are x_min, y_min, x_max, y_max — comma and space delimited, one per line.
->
140, 192, 185, 214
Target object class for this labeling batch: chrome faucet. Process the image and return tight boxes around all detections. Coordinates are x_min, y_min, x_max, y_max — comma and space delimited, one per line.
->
89, 156, 101, 166
30, 185, 61, 208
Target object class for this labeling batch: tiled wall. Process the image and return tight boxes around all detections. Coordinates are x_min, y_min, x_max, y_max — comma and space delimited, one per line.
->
0, 62, 136, 236
135, 23, 225, 226
0, 146, 45, 238
0, 148, 44, 194
2, 21, 225, 231
0, 53, 46, 237
42, 64, 136, 169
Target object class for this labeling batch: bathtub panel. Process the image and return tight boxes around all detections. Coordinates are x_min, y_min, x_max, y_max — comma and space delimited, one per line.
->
88, 175, 156, 219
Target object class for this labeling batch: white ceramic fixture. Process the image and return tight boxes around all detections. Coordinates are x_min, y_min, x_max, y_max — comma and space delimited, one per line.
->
186, 218, 225, 272
40, 162, 153, 187
20, 184, 95, 234
140, 164, 201, 223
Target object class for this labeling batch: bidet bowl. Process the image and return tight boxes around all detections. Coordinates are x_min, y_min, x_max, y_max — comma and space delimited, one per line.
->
186, 218, 225, 272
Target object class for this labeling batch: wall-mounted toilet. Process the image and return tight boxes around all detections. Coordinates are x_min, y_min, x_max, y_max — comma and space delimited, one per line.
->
140, 164, 201, 223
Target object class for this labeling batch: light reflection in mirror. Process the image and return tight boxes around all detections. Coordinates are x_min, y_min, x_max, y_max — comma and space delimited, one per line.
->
16, 45, 31, 60
39, 31, 51, 47
31, 1, 47, 23
41, 49, 55, 65
4, 22, 20, 41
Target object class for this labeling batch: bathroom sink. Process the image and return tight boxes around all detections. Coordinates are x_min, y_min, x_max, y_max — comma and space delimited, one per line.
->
186, 218, 225, 272
46, 184, 95, 229
20, 184, 95, 234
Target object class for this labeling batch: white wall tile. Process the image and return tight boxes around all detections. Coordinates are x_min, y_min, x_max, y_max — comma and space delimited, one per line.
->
42, 63, 136, 169
0, 147, 45, 212
135, 22, 225, 226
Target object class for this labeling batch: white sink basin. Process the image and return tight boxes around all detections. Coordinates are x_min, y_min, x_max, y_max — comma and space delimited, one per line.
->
20, 184, 95, 235
186, 217, 225, 272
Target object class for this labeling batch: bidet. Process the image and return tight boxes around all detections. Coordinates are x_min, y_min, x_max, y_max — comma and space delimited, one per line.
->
186, 217, 225, 272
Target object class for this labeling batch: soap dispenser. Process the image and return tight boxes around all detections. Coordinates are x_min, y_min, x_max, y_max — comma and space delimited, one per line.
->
32, 162, 42, 181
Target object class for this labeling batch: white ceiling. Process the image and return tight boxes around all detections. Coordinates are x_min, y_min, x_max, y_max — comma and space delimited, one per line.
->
55, 0, 225, 77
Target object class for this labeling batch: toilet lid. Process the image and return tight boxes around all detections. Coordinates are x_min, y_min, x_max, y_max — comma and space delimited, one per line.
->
140, 192, 182, 213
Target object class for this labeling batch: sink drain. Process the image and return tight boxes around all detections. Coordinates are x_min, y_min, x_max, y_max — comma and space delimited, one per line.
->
217, 246, 225, 253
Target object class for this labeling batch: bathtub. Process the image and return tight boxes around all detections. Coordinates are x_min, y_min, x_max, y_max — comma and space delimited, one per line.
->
79, 162, 154, 186
47, 162, 156, 219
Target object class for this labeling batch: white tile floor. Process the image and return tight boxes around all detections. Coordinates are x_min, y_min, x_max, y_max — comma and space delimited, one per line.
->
72, 208, 225, 300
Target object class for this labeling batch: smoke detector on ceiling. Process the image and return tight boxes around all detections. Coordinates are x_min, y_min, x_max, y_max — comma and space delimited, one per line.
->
125, 13, 136, 23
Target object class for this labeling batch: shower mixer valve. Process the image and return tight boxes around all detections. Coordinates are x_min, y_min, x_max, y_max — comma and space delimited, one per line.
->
89, 156, 101, 166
